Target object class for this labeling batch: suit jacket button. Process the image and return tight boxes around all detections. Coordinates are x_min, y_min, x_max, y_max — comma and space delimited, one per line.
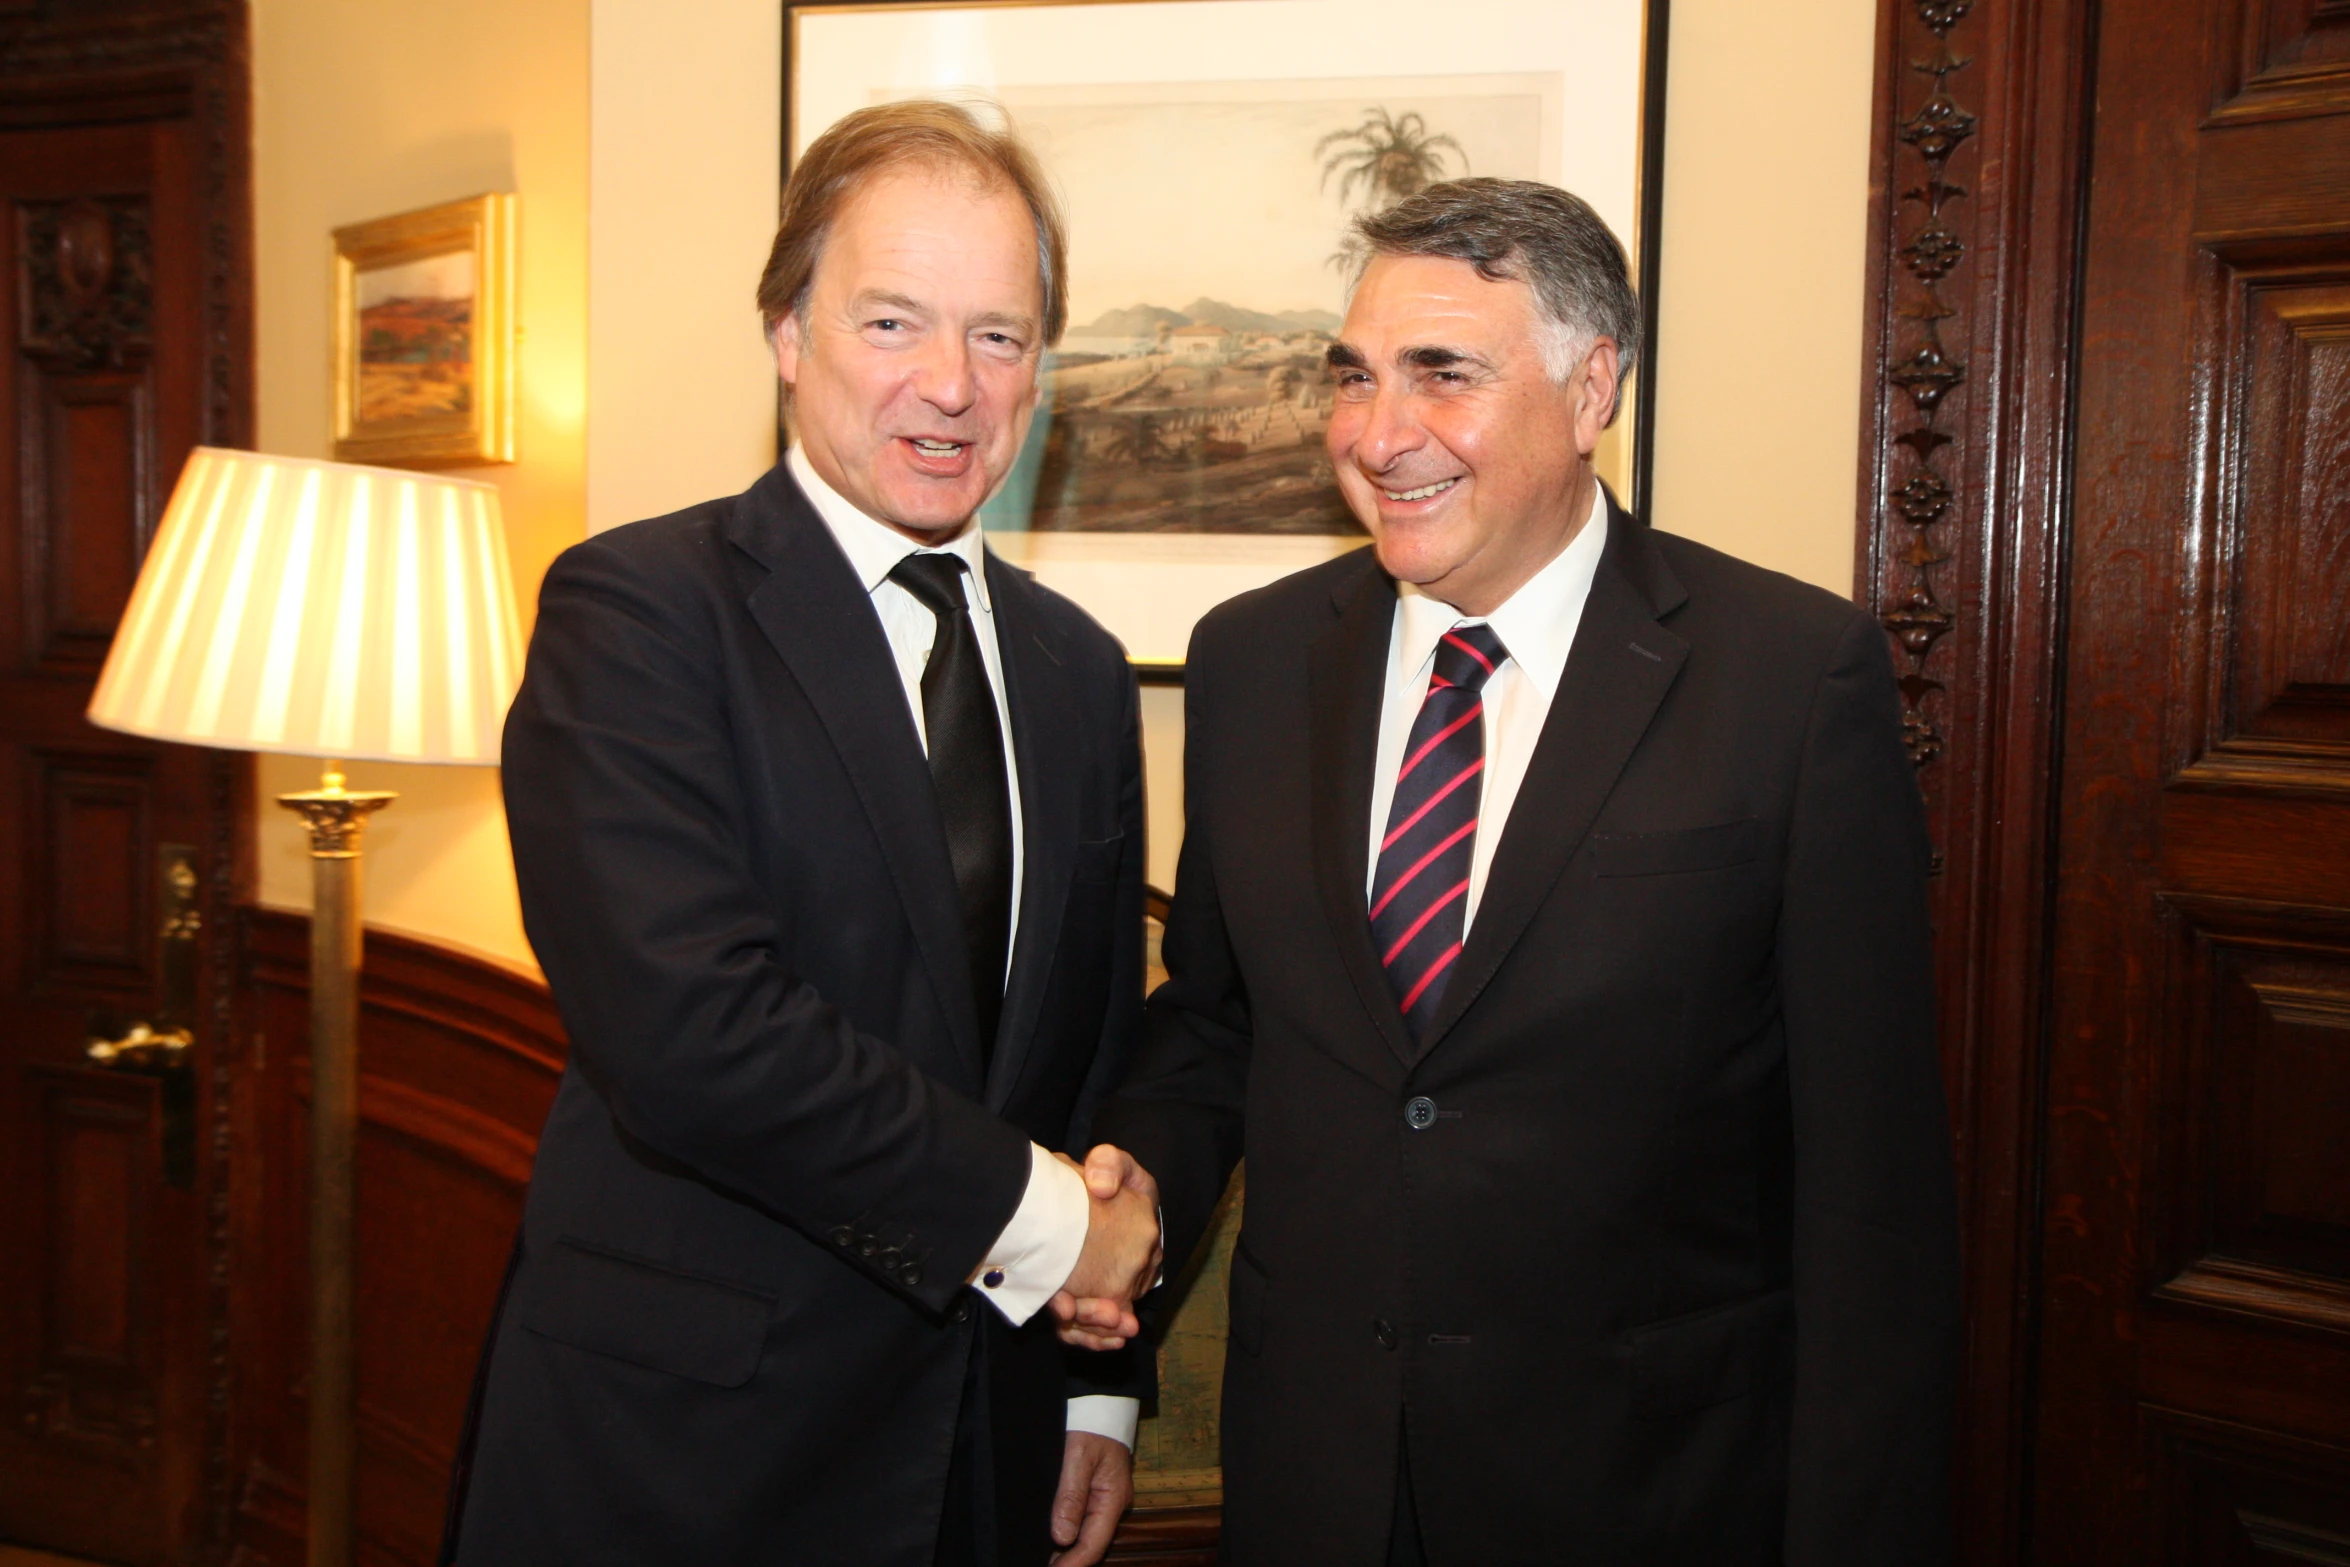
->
859, 1238, 880, 1258
1373, 1319, 1398, 1350
829, 1225, 855, 1248
951, 1300, 971, 1324
899, 1263, 923, 1287
1404, 1096, 1438, 1131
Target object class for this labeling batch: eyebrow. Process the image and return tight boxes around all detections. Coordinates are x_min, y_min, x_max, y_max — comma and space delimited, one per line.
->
1324, 341, 1494, 374
848, 289, 928, 319
1400, 345, 1490, 372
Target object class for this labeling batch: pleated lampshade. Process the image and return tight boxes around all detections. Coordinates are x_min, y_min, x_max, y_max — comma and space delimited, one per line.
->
87, 447, 524, 765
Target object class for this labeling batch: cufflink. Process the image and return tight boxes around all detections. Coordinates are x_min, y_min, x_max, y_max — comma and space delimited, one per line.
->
983, 1269, 1005, 1288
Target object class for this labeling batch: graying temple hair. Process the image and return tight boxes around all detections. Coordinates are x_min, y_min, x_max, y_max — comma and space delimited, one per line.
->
1349, 177, 1641, 420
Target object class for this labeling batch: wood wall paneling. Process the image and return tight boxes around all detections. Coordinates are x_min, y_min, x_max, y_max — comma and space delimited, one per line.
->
230, 910, 566, 1567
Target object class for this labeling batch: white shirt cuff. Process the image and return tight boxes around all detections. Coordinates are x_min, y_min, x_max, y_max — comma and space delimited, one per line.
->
969, 1143, 1089, 1326
1066, 1395, 1141, 1450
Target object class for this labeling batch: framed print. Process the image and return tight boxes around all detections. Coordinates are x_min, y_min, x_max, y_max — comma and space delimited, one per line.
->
787, 0, 1667, 670
331, 193, 516, 468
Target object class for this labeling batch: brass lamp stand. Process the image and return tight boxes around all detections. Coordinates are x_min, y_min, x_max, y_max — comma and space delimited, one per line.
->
279, 763, 393, 1567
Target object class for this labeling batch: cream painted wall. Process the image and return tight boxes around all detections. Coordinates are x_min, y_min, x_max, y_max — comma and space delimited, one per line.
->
1647, 0, 1878, 592
585, 0, 782, 533
244, 0, 1877, 954
250, 0, 589, 970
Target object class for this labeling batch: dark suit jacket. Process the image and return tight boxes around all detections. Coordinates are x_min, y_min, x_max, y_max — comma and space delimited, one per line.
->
447, 463, 1146, 1567
1095, 496, 1959, 1565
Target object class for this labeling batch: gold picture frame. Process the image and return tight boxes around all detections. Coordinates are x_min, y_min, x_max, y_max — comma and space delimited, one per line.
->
331, 193, 515, 468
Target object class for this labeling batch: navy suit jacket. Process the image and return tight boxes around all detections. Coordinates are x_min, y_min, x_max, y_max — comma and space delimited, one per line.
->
447, 463, 1145, 1566
1098, 497, 1959, 1565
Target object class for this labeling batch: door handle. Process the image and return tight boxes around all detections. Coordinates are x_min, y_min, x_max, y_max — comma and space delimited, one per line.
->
78, 843, 201, 1187
85, 1019, 192, 1066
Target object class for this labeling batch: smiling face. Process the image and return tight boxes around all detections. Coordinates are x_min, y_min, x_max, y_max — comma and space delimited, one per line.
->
774, 164, 1045, 541
1326, 253, 1620, 615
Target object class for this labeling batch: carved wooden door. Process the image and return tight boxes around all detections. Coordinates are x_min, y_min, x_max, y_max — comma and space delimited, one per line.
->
0, 104, 245, 1564
2032, 0, 2350, 1556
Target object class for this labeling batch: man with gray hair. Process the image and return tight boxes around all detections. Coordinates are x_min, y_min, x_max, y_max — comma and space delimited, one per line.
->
1078, 177, 1960, 1562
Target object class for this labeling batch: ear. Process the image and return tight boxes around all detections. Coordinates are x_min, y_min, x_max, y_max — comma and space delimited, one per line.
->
771, 315, 802, 386
1573, 338, 1623, 457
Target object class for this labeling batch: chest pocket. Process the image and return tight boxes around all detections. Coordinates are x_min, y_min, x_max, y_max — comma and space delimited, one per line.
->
1592, 818, 1760, 878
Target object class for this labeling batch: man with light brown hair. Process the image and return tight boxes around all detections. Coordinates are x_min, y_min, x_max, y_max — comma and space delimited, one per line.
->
442, 100, 1161, 1567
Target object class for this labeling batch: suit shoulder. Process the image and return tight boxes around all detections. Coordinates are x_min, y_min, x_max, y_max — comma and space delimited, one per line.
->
551, 496, 738, 583
1190, 545, 1379, 660
1648, 527, 1872, 652
531, 497, 759, 656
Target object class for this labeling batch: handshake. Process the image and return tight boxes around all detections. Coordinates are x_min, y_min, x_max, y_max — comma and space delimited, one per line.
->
1047, 1145, 1162, 1351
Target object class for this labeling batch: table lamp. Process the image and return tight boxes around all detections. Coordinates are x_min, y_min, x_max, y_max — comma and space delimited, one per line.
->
86, 445, 523, 1567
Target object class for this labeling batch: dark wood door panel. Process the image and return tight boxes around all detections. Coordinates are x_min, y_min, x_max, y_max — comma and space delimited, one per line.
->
2211, 270, 2350, 753
23, 747, 159, 996
28, 369, 156, 670
2150, 1409, 2350, 1566
2195, 114, 2350, 241
0, 10, 251, 1560
2161, 793, 2350, 907
3, 1063, 201, 1565
2222, 0, 2350, 110
2150, 900, 2350, 1341
2035, 0, 2350, 1556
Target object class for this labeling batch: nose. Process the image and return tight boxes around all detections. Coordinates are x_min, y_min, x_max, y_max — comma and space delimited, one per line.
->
913, 333, 978, 419
1339, 380, 1425, 474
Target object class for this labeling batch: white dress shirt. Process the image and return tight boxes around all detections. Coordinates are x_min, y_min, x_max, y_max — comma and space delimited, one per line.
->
1366, 483, 1609, 927
788, 448, 1135, 1448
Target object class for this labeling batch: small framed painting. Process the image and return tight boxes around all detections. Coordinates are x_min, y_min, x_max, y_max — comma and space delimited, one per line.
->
786, 0, 1667, 671
331, 193, 516, 468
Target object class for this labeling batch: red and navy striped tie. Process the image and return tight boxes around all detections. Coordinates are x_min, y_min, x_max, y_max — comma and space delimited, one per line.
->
1371, 621, 1509, 1037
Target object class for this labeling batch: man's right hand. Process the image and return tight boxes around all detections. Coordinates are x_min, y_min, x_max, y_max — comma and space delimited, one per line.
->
1048, 1146, 1160, 1350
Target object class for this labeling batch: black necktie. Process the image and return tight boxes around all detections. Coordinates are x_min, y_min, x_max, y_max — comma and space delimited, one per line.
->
889, 553, 1013, 1064
1369, 622, 1509, 1037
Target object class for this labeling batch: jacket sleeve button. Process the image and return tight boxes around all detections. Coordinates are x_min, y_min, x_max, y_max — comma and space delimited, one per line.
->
829, 1225, 855, 1247
899, 1263, 924, 1287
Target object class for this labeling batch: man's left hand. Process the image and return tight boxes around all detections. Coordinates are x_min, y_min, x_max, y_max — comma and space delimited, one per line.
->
1049, 1431, 1132, 1566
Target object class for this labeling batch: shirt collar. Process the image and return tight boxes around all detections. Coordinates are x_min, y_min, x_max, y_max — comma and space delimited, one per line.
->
1392, 479, 1609, 702
787, 444, 993, 611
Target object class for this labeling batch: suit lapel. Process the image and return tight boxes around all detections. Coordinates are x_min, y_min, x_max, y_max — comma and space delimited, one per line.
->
1413, 497, 1689, 1058
726, 466, 987, 1090
984, 555, 1080, 1111
1307, 553, 1420, 1070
